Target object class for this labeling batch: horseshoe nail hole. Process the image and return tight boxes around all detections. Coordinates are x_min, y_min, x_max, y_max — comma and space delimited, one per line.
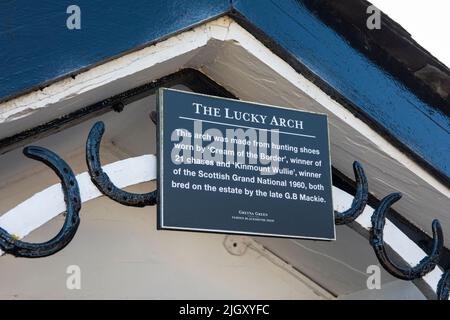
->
123, 196, 128, 201
90, 156, 94, 161
69, 180, 75, 186
73, 197, 78, 203
63, 168, 69, 173
233, 242, 238, 247
95, 171, 100, 176
107, 186, 112, 192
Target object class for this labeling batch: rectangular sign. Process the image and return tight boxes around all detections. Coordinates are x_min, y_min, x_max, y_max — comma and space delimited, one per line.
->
157, 88, 335, 240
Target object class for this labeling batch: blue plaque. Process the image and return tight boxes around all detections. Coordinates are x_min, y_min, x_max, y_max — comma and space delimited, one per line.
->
157, 88, 335, 240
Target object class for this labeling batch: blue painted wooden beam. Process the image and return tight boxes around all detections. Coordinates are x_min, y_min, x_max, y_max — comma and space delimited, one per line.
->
0, 0, 230, 101
0, 0, 448, 183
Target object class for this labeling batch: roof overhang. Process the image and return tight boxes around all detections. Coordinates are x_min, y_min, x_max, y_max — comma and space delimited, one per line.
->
0, 15, 448, 298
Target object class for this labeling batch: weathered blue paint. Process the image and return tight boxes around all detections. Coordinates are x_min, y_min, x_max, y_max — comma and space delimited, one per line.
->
233, 0, 449, 181
0, 0, 448, 181
0, 0, 229, 101
86, 121, 157, 207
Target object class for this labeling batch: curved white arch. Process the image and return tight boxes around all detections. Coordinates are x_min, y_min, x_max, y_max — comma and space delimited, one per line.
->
0, 155, 156, 248
0, 154, 445, 299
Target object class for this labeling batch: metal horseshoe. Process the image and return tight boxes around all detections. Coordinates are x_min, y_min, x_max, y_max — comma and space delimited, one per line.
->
437, 268, 450, 300
86, 121, 157, 207
0, 146, 81, 258
334, 161, 368, 225
370, 192, 443, 280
